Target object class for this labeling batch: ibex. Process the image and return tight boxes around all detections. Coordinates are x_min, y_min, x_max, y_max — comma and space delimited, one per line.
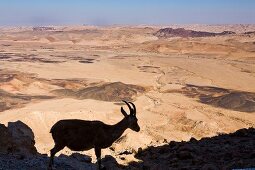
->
48, 101, 140, 170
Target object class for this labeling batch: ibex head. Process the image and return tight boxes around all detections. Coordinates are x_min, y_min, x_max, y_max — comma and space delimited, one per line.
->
121, 100, 140, 132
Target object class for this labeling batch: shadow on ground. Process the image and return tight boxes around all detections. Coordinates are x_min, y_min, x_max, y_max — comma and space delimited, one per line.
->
0, 121, 254, 170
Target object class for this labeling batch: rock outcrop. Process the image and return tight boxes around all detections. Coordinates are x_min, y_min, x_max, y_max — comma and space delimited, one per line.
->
0, 121, 37, 155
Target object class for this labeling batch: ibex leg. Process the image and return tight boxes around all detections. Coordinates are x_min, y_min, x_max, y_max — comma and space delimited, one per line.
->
95, 147, 102, 170
48, 144, 64, 169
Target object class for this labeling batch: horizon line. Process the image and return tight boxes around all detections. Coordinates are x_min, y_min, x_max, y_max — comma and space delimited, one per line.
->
1, 23, 255, 27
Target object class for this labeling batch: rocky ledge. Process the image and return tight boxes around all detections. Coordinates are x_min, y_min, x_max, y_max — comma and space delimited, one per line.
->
129, 128, 255, 170
0, 121, 254, 170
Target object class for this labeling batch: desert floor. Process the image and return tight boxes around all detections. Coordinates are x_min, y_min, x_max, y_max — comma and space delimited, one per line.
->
0, 25, 255, 165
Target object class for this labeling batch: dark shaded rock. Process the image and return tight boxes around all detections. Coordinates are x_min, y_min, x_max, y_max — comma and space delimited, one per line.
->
70, 153, 92, 163
0, 124, 13, 154
137, 147, 143, 154
120, 156, 125, 160
0, 121, 36, 156
169, 141, 177, 148
177, 151, 193, 160
201, 164, 219, 170
151, 164, 170, 170
7, 121, 37, 155
190, 137, 197, 143
130, 128, 255, 170
230, 128, 250, 137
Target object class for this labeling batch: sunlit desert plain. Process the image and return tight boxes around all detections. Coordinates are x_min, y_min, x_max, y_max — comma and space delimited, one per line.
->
0, 25, 255, 169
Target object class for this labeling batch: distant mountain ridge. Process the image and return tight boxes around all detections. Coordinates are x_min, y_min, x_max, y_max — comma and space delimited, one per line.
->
154, 28, 236, 38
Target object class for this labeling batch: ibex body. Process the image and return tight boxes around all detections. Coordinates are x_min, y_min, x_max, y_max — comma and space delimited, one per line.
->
48, 101, 140, 169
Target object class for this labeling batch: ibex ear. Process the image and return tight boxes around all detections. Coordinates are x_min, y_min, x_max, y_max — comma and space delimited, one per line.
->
121, 107, 128, 117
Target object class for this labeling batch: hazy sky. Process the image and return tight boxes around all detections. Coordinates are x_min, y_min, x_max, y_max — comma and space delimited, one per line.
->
0, 0, 254, 26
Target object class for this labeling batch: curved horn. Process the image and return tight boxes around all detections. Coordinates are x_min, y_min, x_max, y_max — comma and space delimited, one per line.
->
121, 107, 128, 117
129, 102, 136, 115
123, 100, 133, 114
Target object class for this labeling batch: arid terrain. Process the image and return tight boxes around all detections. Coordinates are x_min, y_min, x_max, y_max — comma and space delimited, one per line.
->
0, 25, 255, 169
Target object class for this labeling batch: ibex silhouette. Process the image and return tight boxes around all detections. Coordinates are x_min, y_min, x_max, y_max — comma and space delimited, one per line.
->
48, 100, 140, 169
